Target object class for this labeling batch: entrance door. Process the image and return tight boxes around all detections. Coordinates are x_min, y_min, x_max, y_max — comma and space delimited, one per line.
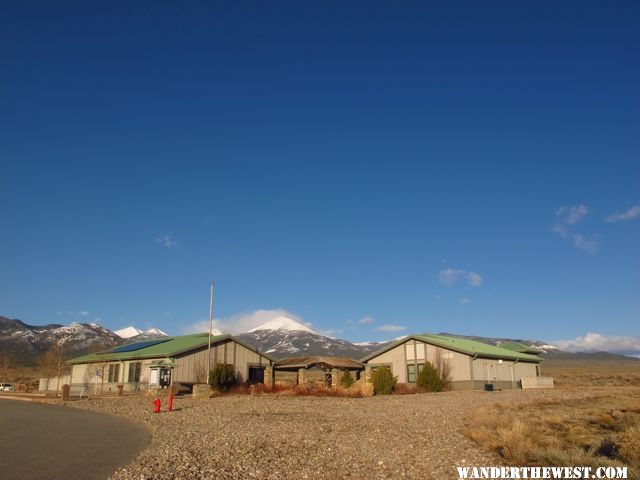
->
248, 367, 264, 385
159, 368, 171, 388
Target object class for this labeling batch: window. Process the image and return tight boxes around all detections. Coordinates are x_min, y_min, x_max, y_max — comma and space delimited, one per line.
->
407, 363, 425, 383
407, 364, 416, 383
405, 343, 415, 360
128, 362, 141, 382
108, 364, 120, 383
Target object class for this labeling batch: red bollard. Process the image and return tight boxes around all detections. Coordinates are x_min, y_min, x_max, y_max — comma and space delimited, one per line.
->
168, 393, 174, 412
153, 398, 161, 413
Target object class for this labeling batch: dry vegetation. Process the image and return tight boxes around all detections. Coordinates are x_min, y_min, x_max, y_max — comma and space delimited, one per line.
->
543, 363, 640, 388
463, 386, 640, 478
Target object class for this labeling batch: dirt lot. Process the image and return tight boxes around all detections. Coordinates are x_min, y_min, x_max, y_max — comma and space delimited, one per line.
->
67, 387, 611, 480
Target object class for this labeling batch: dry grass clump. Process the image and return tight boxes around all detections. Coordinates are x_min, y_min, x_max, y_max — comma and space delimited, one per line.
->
225, 382, 374, 398
542, 364, 640, 389
462, 389, 640, 477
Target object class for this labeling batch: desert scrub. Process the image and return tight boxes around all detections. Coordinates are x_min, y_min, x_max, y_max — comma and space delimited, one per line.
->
371, 367, 397, 395
416, 361, 445, 392
209, 364, 236, 392
340, 370, 355, 389
462, 389, 640, 477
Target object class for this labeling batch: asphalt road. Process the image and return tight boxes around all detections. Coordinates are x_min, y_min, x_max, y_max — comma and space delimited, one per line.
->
0, 399, 149, 480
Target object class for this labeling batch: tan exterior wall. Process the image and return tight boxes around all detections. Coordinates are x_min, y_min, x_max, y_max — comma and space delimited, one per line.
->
173, 339, 269, 384
67, 339, 271, 394
514, 362, 538, 381
364, 337, 542, 390
367, 339, 472, 384
367, 341, 408, 382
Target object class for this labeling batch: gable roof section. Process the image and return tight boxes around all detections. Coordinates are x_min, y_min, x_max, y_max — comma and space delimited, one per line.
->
69, 333, 275, 364
360, 333, 542, 363
498, 341, 542, 355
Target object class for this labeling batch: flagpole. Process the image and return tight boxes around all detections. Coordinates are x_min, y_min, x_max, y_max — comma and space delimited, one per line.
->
206, 281, 214, 385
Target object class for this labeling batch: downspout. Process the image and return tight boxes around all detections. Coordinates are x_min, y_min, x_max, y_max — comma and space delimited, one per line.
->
470, 354, 478, 389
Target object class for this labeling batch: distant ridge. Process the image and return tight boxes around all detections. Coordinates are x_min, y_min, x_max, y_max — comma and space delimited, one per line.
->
3, 314, 639, 366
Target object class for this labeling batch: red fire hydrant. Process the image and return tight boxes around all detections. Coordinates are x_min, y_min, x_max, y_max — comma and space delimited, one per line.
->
153, 398, 161, 413
168, 393, 174, 412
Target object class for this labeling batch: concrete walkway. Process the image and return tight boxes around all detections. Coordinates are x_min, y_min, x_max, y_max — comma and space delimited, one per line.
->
0, 399, 149, 480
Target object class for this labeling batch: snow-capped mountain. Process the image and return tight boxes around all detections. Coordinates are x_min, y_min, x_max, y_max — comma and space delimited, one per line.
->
115, 326, 168, 340
237, 317, 385, 359
248, 316, 315, 334
0, 316, 121, 364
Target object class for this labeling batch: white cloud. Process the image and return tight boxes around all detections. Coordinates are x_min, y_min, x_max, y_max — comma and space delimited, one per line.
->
78, 311, 90, 317
156, 233, 178, 248
552, 332, 640, 357
572, 234, 600, 254
606, 205, 640, 223
358, 315, 375, 325
460, 298, 470, 304
181, 308, 311, 335
466, 272, 483, 287
438, 269, 483, 287
551, 223, 570, 239
556, 205, 589, 225
553, 204, 600, 254
376, 324, 406, 332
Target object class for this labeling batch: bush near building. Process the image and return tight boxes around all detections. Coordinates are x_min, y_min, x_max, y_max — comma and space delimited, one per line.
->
372, 367, 397, 395
416, 360, 445, 392
209, 364, 236, 392
340, 370, 355, 389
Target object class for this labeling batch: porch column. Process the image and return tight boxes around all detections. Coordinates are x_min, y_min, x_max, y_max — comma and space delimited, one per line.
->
331, 368, 339, 388
297, 368, 306, 386
264, 365, 274, 388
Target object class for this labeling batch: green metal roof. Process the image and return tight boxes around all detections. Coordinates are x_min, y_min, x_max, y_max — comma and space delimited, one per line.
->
361, 333, 543, 363
69, 333, 275, 364
497, 341, 542, 355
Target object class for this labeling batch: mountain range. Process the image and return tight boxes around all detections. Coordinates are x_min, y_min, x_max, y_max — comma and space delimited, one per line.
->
2, 314, 638, 366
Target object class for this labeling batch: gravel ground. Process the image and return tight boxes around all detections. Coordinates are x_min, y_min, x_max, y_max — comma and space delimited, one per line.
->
67, 389, 576, 479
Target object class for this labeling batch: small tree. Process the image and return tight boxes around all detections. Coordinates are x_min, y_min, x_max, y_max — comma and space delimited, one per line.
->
416, 360, 444, 392
39, 342, 70, 396
0, 350, 14, 383
371, 367, 397, 395
209, 364, 236, 392
433, 348, 451, 390
194, 356, 207, 384
340, 370, 355, 389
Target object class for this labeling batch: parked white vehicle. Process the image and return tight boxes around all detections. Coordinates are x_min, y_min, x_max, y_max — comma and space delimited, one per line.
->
1, 383, 15, 392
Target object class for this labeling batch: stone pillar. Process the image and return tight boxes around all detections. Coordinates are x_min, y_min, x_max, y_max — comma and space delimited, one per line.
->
331, 368, 339, 388
264, 365, 274, 389
363, 365, 373, 383
297, 368, 306, 386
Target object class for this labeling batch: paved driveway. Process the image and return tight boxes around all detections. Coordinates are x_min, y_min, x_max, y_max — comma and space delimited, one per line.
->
0, 399, 149, 480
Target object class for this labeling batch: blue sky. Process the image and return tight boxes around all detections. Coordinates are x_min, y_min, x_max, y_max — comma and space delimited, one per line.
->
1, 2, 638, 350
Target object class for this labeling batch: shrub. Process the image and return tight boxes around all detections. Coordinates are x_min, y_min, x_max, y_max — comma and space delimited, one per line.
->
371, 367, 397, 395
416, 361, 445, 392
340, 370, 355, 389
209, 364, 236, 392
